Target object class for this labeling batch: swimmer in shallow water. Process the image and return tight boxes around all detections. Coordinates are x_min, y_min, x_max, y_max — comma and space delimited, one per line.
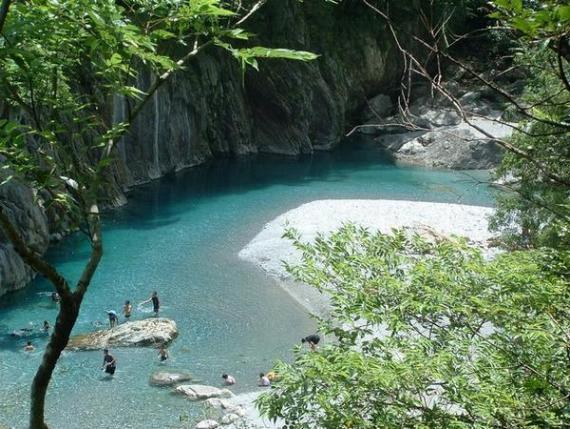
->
24, 341, 35, 352
222, 374, 236, 386
43, 321, 50, 333
258, 373, 270, 387
101, 349, 116, 376
139, 291, 160, 316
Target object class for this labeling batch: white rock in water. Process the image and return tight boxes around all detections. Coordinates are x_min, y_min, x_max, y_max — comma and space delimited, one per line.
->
67, 318, 178, 350
195, 419, 219, 429
221, 413, 241, 425
204, 398, 223, 408
149, 370, 192, 386
176, 384, 234, 401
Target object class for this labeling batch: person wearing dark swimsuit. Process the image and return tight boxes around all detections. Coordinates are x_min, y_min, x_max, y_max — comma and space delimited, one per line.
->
101, 349, 117, 375
301, 334, 321, 351
140, 291, 160, 316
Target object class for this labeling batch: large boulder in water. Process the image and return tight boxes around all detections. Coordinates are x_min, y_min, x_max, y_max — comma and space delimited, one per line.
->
150, 370, 192, 386
176, 384, 234, 401
67, 318, 177, 350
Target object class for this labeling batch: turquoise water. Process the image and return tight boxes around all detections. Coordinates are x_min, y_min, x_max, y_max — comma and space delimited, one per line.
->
0, 140, 492, 428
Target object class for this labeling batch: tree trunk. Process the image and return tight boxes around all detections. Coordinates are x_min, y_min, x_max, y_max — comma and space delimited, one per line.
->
29, 296, 79, 429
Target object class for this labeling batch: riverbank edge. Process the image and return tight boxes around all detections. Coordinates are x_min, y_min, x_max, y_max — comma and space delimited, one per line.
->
231, 199, 495, 427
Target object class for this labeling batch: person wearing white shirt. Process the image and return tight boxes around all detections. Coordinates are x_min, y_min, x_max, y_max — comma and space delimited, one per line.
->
222, 373, 236, 385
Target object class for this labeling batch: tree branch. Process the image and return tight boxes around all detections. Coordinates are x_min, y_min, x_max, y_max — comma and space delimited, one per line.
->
74, 203, 102, 298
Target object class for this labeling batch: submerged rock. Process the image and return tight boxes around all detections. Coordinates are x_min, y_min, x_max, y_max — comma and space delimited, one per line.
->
176, 384, 234, 401
195, 420, 219, 429
220, 413, 241, 425
149, 370, 192, 386
67, 318, 177, 350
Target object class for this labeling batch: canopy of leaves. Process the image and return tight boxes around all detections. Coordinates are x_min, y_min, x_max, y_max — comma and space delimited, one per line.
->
257, 225, 570, 428
487, 1, 570, 248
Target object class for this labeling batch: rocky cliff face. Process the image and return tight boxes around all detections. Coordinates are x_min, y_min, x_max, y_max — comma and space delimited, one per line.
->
0, 174, 49, 296
0, 1, 412, 296
116, 1, 404, 187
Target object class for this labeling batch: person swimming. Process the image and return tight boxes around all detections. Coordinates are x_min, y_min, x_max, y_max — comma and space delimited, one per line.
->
101, 349, 116, 375
258, 373, 270, 387
140, 291, 160, 316
222, 374, 236, 385
24, 341, 35, 352
42, 321, 50, 333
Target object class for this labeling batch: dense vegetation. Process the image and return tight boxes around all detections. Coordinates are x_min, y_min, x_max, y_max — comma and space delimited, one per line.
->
258, 1, 570, 428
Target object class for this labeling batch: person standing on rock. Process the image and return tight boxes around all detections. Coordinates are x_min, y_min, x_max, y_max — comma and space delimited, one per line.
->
123, 300, 133, 320
107, 310, 118, 328
222, 374, 236, 385
101, 349, 117, 376
140, 291, 160, 316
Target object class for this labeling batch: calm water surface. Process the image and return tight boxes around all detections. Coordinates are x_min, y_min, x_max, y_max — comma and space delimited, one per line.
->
0, 141, 492, 428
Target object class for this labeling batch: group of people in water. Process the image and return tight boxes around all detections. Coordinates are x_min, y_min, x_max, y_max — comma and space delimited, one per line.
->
15, 291, 160, 353
15, 287, 322, 390
107, 291, 160, 328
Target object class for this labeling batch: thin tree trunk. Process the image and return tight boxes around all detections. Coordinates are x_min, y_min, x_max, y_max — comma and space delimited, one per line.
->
29, 296, 79, 429
0, 0, 12, 34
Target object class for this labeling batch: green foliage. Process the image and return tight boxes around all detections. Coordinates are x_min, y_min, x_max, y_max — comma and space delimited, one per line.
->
487, 2, 570, 249
257, 225, 570, 428
491, 0, 570, 40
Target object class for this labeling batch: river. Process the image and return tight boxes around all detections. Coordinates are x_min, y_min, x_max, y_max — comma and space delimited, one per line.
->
0, 139, 492, 428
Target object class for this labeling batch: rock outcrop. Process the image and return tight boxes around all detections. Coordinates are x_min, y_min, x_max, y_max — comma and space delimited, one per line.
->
115, 1, 412, 187
376, 118, 511, 169
67, 318, 177, 350
359, 89, 513, 169
0, 174, 49, 297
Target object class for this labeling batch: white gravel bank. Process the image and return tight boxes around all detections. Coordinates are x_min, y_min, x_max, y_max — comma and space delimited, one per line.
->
233, 200, 494, 427
239, 199, 494, 315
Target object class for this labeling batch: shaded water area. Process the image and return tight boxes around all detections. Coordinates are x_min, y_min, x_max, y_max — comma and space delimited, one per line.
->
0, 140, 492, 428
